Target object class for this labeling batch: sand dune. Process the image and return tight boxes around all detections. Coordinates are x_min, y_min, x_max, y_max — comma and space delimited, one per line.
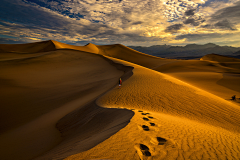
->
0, 40, 99, 61
0, 40, 240, 160
0, 40, 56, 54
52, 40, 99, 54
201, 53, 240, 62
0, 47, 133, 159
66, 56, 240, 160
97, 44, 175, 68
154, 56, 240, 101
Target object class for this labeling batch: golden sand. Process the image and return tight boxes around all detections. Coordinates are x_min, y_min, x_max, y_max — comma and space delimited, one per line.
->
0, 40, 240, 160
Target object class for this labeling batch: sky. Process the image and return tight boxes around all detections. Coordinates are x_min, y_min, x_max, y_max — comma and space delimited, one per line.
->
1, 0, 240, 47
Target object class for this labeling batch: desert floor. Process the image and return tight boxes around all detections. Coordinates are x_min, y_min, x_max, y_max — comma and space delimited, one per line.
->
0, 40, 240, 160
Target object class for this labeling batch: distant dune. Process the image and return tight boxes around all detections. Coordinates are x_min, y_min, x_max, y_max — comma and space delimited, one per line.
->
201, 53, 240, 62
0, 40, 240, 160
0, 40, 56, 54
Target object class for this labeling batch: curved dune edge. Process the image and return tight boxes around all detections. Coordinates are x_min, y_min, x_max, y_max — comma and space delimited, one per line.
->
33, 55, 135, 160
51, 40, 99, 54
0, 49, 133, 160
1, 40, 240, 160
65, 56, 240, 160
153, 58, 240, 103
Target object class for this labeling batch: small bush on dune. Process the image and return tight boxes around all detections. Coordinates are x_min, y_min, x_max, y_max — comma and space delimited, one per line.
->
231, 95, 236, 100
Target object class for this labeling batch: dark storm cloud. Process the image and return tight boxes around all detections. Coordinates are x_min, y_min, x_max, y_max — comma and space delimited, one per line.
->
201, 19, 236, 31
185, 9, 196, 16
132, 21, 143, 25
183, 18, 199, 26
210, 1, 240, 23
214, 19, 236, 30
199, 2, 240, 31
0, 0, 133, 43
175, 33, 228, 41
0, 0, 68, 30
164, 24, 183, 33
0, 37, 27, 44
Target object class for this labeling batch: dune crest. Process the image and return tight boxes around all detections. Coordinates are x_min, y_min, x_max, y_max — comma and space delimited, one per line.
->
0, 40, 56, 54
97, 44, 174, 69
51, 40, 99, 53
67, 56, 240, 160
0, 44, 133, 160
1, 40, 240, 160
200, 53, 240, 62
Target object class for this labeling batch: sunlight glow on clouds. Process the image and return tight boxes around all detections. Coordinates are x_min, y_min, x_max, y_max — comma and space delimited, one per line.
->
0, 0, 240, 46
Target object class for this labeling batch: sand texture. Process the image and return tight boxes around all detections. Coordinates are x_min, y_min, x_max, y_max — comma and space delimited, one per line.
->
0, 40, 240, 160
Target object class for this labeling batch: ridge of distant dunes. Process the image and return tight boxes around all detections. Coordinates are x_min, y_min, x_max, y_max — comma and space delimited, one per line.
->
97, 44, 174, 68
0, 40, 171, 68
0, 40, 56, 54
51, 40, 99, 54
201, 53, 240, 62
0, 40, 99, 54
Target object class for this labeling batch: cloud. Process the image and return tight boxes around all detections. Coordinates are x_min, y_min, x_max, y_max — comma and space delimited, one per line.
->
175, 31, 240, 47
214, 19, 236, 30
176, 33, 224, 41
198, 1, 240, 31
165, 24, 184, 33
183, 18, 200, 26
1, 0, 240, 46
185, 9, 196, 16
132, 21, 143, 25
210, 1, 240, 24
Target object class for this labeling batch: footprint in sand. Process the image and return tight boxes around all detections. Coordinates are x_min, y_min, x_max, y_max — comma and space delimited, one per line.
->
138, 110, 143, 112
141, 113, 147, 115
150, 137, 178, 149
134, 143, 151, 160
150, 137, 167, 145
143, 117, 149, 121
150, 122, 155, 126
141, 125, 150, 131
148, 116, 154, 119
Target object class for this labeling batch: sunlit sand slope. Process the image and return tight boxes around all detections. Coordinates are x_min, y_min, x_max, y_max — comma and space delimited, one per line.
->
67, 57, 240, 160
97, 44, 174, 68
1, 40, 240, 160
0, 49, 133, 160
154, 55, 240, 101
96, 45, 240, 102
52, 40, 99, 53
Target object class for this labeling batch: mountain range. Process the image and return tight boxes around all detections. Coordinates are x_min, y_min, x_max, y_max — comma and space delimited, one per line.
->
128, 43, 240, 59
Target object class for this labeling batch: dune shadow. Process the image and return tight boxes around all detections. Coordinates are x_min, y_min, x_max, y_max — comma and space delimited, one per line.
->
35, 101, 134, 160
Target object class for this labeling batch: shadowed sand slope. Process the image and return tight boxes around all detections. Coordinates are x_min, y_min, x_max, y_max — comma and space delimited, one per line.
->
1, 40, 240, 160
97, 44, 175, 68
0, 48, 134, 160
201, 53, 240, 62
0, 40, 56, 54
66, 57, 240, 160
0, 40, 100, 61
